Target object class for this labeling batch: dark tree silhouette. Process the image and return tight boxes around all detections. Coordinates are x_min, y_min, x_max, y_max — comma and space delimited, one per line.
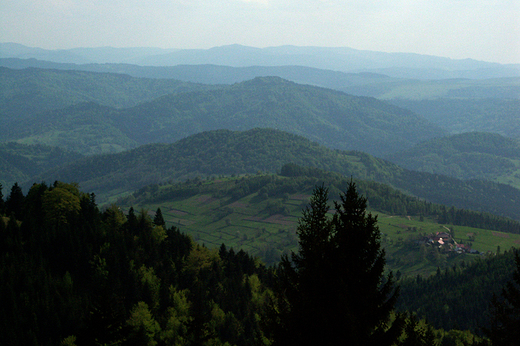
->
485, 250, 520, 346
5, 183, 24, 220
153, 207, 165, 227
267, 182, 403, 345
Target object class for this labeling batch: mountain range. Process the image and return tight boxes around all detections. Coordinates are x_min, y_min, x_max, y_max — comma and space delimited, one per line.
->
1, 43, 520, 222
1, 68, 446, 157
2, 42, 520, 79
26, 128, 520, 221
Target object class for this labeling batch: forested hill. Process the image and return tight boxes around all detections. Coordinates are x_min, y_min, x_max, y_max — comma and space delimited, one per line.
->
1, 180, 514, 345
31, 128, 397, 197
2, 69, 446, 157
97, 76, 445, 156
3, 59, 519, 100
0, 66, 216, 117
385, 132, 520, 189
0, 142, 83, 188
30, 128, 520, 220
389, 98, 520, 139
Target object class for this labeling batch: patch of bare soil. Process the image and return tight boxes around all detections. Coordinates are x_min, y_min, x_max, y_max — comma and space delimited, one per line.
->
264, 214, 295, 226
196, 195, 216, 204
492, 232, 510, 238
291, 194, 310, 201
169, 208, 188, 216
229, 201, 247, 208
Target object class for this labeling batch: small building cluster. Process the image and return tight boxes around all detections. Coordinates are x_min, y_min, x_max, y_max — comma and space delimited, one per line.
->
417, 231, 479, 254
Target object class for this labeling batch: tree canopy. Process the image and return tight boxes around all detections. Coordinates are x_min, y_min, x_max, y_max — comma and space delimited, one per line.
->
267, 182, 403, 345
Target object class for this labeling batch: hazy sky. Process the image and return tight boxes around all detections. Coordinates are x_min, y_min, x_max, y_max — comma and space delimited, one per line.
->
2, 0, 519, 64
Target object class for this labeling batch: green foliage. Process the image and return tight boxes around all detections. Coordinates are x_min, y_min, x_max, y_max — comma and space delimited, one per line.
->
0, 182, 274, 345
121, 169, 520, 266
0, 180, 514, 345
0, 66, 214, 116
32, 128, 520, 222
2, 70, 446, 157
267, 183, 402, 345
390, 98, 520, 139
42, 182, 82, 225
397, 249, 518, 334
126, 301, 161, 346
397, 314, 436, 346
5, 182, 24, 219
385, 132, 520, 190
153, 207, 165, 226
0, 142, 82, 189
484, 250, 520, 345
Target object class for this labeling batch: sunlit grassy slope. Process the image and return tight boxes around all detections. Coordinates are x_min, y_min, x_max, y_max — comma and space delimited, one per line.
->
119, 174, 520, 276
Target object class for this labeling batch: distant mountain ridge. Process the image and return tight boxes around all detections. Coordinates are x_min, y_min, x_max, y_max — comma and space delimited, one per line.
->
1, 69, 446, 157
2, 43, 519, 79
0, 66, 216, 117
389, 98, 520, 138
116, 76, 445, 156
2, 59, 519, 102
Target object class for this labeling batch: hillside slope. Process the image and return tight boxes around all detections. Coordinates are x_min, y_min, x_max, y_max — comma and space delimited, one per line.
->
30, 128, 520, 220
0, 66, 216, 118
390, 98, 520, 138
2, 73, 446, 157
3, 60, 519, 100
385, 132, 520, 189
0, 142, 82, 188
117, 76, 445, 156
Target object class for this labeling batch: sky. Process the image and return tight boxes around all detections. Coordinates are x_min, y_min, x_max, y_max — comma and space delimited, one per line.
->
1, 0, 519, 64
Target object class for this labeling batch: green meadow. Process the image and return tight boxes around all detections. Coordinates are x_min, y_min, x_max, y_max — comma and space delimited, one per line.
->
120, 174, 520, 276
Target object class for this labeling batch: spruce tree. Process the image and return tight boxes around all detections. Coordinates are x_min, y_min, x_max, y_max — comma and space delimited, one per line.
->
153, 207, 165, 227
0, 183, 4, 214
268, 181, 402, 345
485, 250, 520, 346
5, 183, 24, 220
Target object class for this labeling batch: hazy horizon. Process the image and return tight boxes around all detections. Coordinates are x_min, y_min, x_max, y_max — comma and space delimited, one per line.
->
1, 0, 519, 64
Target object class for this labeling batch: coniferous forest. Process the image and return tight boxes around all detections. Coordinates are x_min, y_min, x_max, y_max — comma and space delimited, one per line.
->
1, 48, 519, 345
1, 181, 519, 345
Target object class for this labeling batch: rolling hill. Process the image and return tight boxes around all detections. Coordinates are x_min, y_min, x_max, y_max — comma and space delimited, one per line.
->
389, 98, 520, 139
0, 142, 82, 188
114, 168, 520, 270
0, 66, 217, 118
116, 76, 445, 155
3, 59, 520, 100
1, 71, 446, 157
28, 128, 520, 221
385, 132, 520, 189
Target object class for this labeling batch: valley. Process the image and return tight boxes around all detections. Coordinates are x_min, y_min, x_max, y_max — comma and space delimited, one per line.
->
1, 44, 520, 345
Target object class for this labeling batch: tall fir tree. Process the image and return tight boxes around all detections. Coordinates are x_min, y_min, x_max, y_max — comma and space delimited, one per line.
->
5, 183, 24, 220
267, 182, 402, 345
153, 207, 165, 227
0, 183, 5, 214
485, 250, 520, 346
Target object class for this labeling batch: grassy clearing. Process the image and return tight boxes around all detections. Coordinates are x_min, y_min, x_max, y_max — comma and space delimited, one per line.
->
122, 176, 520, 274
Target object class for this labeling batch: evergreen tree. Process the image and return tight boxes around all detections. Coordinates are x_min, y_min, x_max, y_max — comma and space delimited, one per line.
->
5, 183, 24, 220
0, 183, 5, 214
153, 208, 165, 227
268, 182, 402, 345
485, 250, 520, 346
